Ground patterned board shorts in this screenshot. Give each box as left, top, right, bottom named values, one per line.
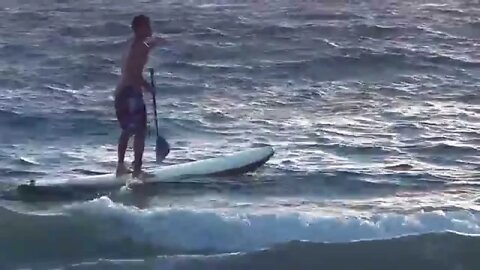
left=114, top=86, right=146, bottom=134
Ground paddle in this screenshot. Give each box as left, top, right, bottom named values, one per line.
left=149, top=68, right=170, bottom=162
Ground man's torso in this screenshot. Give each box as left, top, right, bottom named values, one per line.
left=117, top=38, right=149, bottom=92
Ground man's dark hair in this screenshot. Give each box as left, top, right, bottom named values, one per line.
left=131, top=15, right=150, bottom=31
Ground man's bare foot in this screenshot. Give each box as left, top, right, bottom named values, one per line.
left=116, top=163, right=131, bottom=177
left=132, top=170, right=154, bottom=181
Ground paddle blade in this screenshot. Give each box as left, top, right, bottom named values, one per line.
left=156, top=136, right=170, bottom=162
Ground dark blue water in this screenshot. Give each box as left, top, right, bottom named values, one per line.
left=1, top=0, right=480, bottom=269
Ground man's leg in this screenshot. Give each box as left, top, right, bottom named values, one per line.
left=117, top=130, right=130, bottom=163
left=116, top=130, right=131, bottom=176
left=132, top=128, right=145, bottom=178
left=115, top=87, right=132, bottom=177
left=132, top=102, right=147, bottom=179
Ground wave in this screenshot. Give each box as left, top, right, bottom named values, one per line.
left=59, top=22, right=130, bottom=38
left=251, top=51, right=413, bottom=81
left=0, top=168, right=45, bottom=178
left=402, top=142, right=478, bottom=156
left=0, top=204, right=161, bottom=269
left=423, top=54, right=480, bottom=69
left=277, top=49, right=478, bottom=76
left=145, top=232, right=480, bottom=270
left=0, top=109, right=48, bottom=128
left=352, top=24, right=421, bottom=39
left=1, top=197, right=480, bottom=268
left=286, top=10, right=364, bottom=21
left=0, top=108, right=116, bottom=140
left=231, top=43, right=478, bottom=81
left=319, top=143, right=394, bottom=156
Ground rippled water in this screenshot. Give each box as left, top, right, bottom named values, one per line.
left=1, top=0, right=479, bottom=269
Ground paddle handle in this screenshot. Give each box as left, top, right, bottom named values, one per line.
left=149, top=68, right=159, bottom=137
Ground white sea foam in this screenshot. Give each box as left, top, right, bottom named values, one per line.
left=65, top=196, right=480, bottom=252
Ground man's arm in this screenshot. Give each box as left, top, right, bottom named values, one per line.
left=144, top=36, right=167, bottom=48
left=140, top=37, right=166, bottom=93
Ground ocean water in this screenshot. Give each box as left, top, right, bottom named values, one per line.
left=1, top=0, right=480, bottom=269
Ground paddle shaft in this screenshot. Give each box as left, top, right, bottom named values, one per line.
left=149, top=68, right=159, bottom=137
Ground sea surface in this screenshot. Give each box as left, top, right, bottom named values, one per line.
left=1, top=0, right=480, bottom=269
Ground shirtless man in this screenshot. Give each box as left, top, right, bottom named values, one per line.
left=114, top=15, right=165, bottom=178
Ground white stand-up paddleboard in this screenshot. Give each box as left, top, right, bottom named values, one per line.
left=17, top=146, right=274, bottom=194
